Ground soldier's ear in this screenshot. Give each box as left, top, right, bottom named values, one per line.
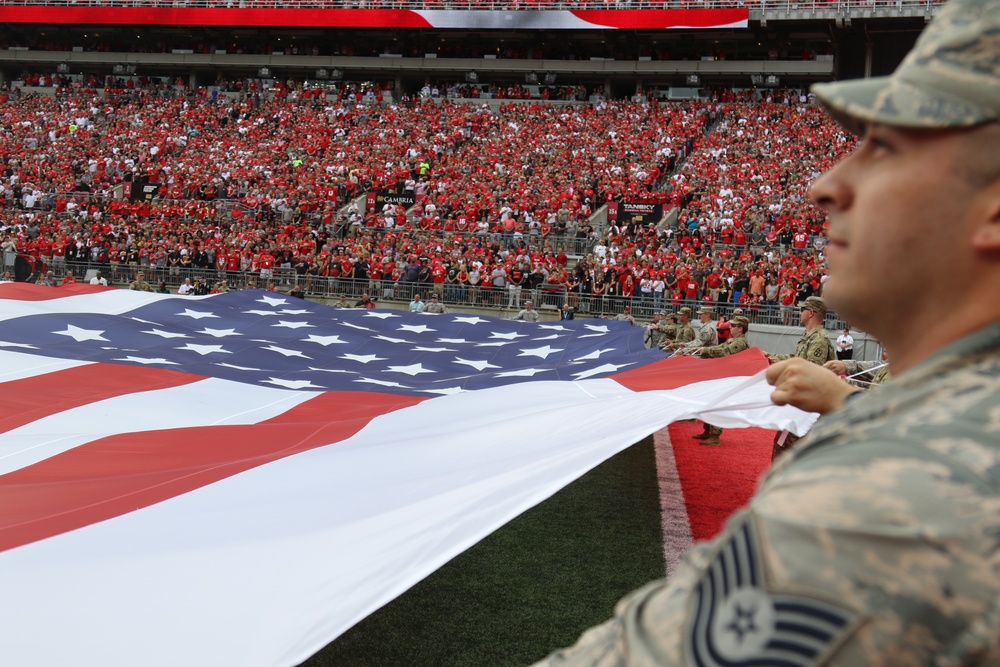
left=968, top=126, right=1000, bottom=253
left=970, top=179, right=1000, bottom=252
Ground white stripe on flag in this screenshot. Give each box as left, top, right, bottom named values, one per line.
left=0, top=372, right=810, bottom=667
left=0, top=369, right=316, bottom=475
left=0, top=348, right=91, bottom=382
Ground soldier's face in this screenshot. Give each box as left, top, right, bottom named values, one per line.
left=810, top=123, right=982, bottom=337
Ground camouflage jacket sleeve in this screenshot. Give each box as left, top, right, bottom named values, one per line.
left=658, top=324, right=677, bottom=342
left=532, top=323, right=1000, bottom=667
left=683, top=323, right=718, bottom=350
left=675, top=324, right=696, bottom=344
left=699, top=335, right=750, bottom=358
left=799, top=327, right=837, bottom=365
left=844, top=360, right=892, bottom=386
left=842, top=360, right=886, bottom=375
left=777, top=328, right=835, bottom=364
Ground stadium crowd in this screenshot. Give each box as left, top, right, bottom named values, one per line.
left=0, top=79, right=852, bottom=324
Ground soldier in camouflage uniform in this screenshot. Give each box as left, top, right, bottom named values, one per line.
left=678, top=306, right=719, bottom=354
left=691, top=316, right=752, bottom=445
left=836, top=358, right=891, bottom=387
left=645, top=312, right=665, bottom=348
left=655, top=312, right=679, bottom=351
left=765, top=355, right=892, bottom=418
left=533, top=2, right=1000, bottom=664
left=128, top=272, right=154, bottom=292
left=423, top=295, right=447, bottom=313
left=696, top=316, right=750, bottom=359
left=768, top=296, right=837, bottom=366
left=767, top=295, right=837, bottom=460
left=615, top=304, right=636, bottom=325
left=662, top=306, right=695, bottom=352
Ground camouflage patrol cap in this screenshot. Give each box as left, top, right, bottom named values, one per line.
left=731, top=316, right=750, bottom=330
left=697, top=306, right=715, bottom=316
left=812, top=0, right=1000, bottom=134
left=678, top=306, right=692, bottom=316
left=798, top=295, right=829, bottom=314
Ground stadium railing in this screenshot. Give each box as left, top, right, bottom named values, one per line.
left=25, top=256, right=845, bottom=328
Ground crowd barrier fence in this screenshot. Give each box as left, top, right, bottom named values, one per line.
left=13, top=254, right=846, bottom=330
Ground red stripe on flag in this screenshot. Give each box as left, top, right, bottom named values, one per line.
left=0, top=364, right=203, bottom=434
left=613, top=347, right=769, bottom=392
left=0, top=390, right=425, bottom=553
left=0, top=282, right=111, bottom=301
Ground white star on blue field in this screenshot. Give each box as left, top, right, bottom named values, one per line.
left=2, top=291, right=662, bottom=395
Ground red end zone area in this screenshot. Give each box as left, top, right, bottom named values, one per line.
left=669, top=420, right=776, bottom=541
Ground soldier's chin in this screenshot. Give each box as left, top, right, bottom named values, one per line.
left=820, top=280, right=856, bottom=324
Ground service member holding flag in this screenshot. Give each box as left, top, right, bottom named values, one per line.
left=535, top=1, right=1000, bottom=663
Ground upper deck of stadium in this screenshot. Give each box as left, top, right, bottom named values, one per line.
left=0, top=0, right=943, bottom=93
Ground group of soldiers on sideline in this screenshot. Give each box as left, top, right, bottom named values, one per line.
left=640, top=295, right=886, bottom=451
left=646, top=305, right=752, bottom=359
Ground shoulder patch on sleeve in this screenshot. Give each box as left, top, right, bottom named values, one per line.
left=684, top=520, right=859, bottom=666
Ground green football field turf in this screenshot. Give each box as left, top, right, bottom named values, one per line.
left=302, top=435, right=665, bottom=667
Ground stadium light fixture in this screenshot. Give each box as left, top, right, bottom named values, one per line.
left=750, top=73, right=764, bottom=86
left=465, top=71, right=479, bottom=83
left=56, top=62, right=69, bottom=74
left=315, top=68, right=329, bottom=80
left=258, top=67, right=271, bottom=78
left=765, top=74, right=780, bottom=87
left=543, top=72, right=557, bottom=85
left=686, top=74, right=701, bottom=86
left=330, top=68, right=344, bottom=81
left=525, top=72, right=539, bottom=84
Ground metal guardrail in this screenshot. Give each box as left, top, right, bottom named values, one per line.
left=0, top=0, right=945, bottom=10
left=15, top=256, right=845, bottom=329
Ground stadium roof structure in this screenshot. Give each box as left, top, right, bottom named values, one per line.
left=0, top=0, right=944, bottom=104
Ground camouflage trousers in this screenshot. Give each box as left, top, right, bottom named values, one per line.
left=772, top=431, right=800, bottom=462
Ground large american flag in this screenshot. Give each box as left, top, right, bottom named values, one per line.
left=0, top=283, right=813, bottom=667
